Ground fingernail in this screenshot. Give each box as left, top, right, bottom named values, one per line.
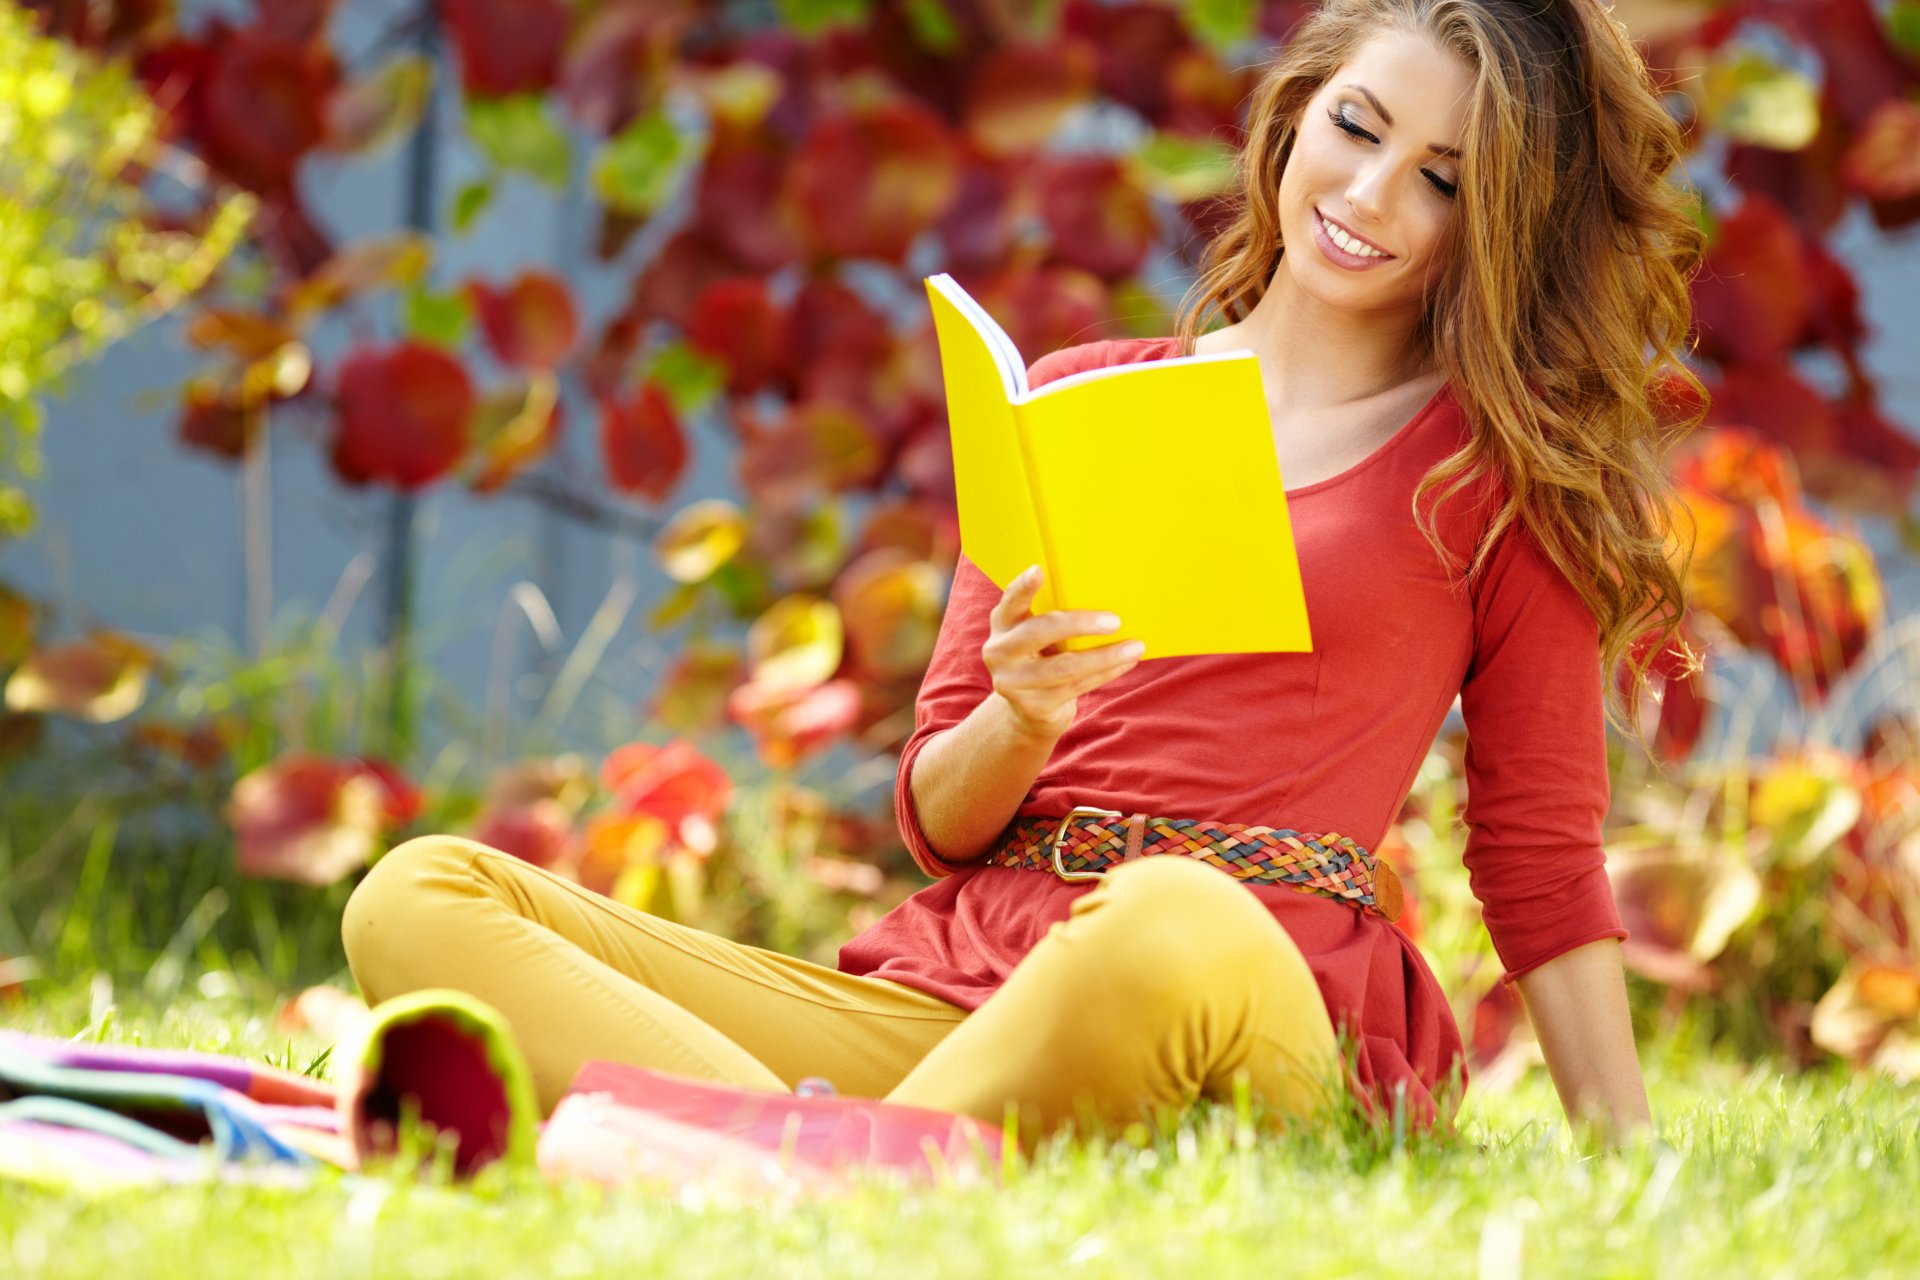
left=1022, top=565, right=1041, bottom=582
left=1096, top=614, right=1122, bottom=631
left=1122, top=641, right=1146, bottom=657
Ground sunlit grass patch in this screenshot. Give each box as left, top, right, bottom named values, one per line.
left=3, top=983, right=1916, bottom=1280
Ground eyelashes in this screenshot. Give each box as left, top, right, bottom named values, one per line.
left=1326, top=106, right=1378, bottom=144
left=1325, top=106, right=1459, bottom=199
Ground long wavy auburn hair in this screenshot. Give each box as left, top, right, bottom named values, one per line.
left=1173, top=0, right=1708, bottom=752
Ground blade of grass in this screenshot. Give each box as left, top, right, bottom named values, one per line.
left=530, top=572, right=638, bottom=749
left=54, top=814, right=118, bottom=975
left=143, top=886, right=230, bottom=1003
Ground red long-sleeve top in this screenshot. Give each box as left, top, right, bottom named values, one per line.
left=836, top=337, right=1629, bottom=1126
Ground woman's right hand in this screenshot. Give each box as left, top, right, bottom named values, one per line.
left=982, top=565, right=1145, bottom=742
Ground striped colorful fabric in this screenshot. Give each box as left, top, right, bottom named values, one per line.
left=994, top=811, right=1405, bottom=922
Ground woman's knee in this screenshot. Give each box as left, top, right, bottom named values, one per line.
left=1099, top=854, right=1266, bottom=927
left=1081, top=856, right=1289, bottom=994
left=340, top=834, right=489, bottom=994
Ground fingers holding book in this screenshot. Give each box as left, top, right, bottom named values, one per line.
left=989, top=566, right=1129, bottom=655
left=983, top=566, right=1144, bottom=742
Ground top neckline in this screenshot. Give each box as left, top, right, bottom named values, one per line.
left=1281, top=380, right=1453, bottom=499
left=1104, top=337, right=1453, bottom=500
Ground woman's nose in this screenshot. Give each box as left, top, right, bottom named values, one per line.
left=1345, top=162, right=1391, bottom=224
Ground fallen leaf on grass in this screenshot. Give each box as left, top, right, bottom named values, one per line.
left=276, top=984, right=370, bottom=1042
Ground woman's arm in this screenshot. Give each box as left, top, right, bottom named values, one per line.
left=1512, top=936, right=1653, bottom=1146
left=912, top=564, right=1144, bottom=863
left=910, top=692, right=1063, bottom=865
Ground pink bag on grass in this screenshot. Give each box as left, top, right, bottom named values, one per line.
left=337, top=990, right=1005, bottom=1197
left=536, top=1059, right=1006, bottom=1197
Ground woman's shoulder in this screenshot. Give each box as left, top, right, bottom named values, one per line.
left=1025, top=337, right=1183, bottom=390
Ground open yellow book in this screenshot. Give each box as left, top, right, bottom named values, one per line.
left=924, top=272, right=1312, bottom=659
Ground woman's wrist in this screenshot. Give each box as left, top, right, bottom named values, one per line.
left=986, top=689, right=1069, bottom=746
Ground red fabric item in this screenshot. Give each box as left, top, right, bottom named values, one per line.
left=836, top=337, right=1630, bottom=1128
left=356, top=1016, right=511, bottom=1177
left=545, top=1060, right=1003, bottom=1193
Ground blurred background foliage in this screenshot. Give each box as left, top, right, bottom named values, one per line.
left=2, top=0, right=1919, bottom=1096
left=0, top=1, right=250, bottom=534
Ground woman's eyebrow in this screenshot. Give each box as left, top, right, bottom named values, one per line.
left=1341, top=83, right=1462, bottom=158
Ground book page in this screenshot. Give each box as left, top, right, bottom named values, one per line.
left=925, top=274, right=1028, bottom=399
left=1016, top=354, right=1312, bottom=657
left=925, top=279, right=1052, bottom=603
left=1024, top=349, right=1257, bottom=401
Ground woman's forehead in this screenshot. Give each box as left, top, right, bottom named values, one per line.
left=1322, top=30, right=1475, bottom=142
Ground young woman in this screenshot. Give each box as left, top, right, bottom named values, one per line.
left=343, top=0, right=1702, bottom=1150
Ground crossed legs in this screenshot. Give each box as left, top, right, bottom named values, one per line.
left=342, top=836, right=1342, bottom=1145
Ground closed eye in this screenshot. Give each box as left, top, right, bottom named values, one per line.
left=1326, top=106, right=1458, bottom=199
left=1327, top=105, right=1380, bottom=144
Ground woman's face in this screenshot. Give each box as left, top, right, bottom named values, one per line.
left=1276, top=29, right=1475, bottom=319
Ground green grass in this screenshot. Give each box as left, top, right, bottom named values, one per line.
left=3, top=978, right=1917, bottom=1280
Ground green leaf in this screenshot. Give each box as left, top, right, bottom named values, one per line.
left=466, top=94, right=571, bottom=188
left=450, top=179, right=493, bottom=233
left=648, top=581, right=704, bottom=631
left=901, top=0, right=959, bottom=51
left=1891, top=2, right=1920, bottom=55
left=645, top=341, right=726, bottom=416
left=1107, top=279, right=1172, bottom=340
left=708, top=559, right=770, bottom=619
left=1125, top=132, right=1239, bottom=203
left=1181, top=0, right=1258, bottom=54
left=1897, top=507, right=1920, bottom=558
left=1700, top=51, right=1819, bottom=151
left=0, top=2, right=239, bottom=534
left=1680, top=185, right=1715, bottom=240
left=773, top=0, right=871, bottom=36
left=326, top=52, right=432, bottom=156
left=592, top=111, right=690, bottom=217
left=0, top=486, right=33, bottom=538
left=401, top=287, right=473, bottom=348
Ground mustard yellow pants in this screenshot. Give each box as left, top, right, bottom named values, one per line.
left=340, top=835, right=1342, bottom=1146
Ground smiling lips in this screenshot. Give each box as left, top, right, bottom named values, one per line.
left=1314, top=208, right=1394, bottom=263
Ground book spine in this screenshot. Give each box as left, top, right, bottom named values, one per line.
left=1010, top=402, right=1068, bottom=612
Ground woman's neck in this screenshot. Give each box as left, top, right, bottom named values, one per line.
left=1210, top=260, right=1437, bottom=411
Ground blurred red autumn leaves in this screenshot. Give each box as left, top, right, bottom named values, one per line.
left=1375, top=718, right=1920, bottom=1083
left=1598, top=729, right=1920, bottom=1077
left=226, top=752, right=421, bottom=884
left=12, top=0, right=1908, bottom=766
left=217, top=736, right=737, bottom=918
left=1604, top=0, right=1920, bottom=767
left=7, top=0, right=1920, bottom=1079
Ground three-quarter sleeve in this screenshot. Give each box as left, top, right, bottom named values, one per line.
left=1457, top=517, right=1630, bottom=984
left=892, top=342, right=1116, bottom=878
left=893, top=552, right=1004, bottom=879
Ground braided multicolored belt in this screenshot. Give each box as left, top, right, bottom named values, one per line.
left=990, top=805, right=1404, bottom=923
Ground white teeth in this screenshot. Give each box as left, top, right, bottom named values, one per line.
left=1324, top=215, right=1384, bottom=258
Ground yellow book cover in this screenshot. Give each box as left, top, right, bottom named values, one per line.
left=924, top=273, right=1312, bottom=659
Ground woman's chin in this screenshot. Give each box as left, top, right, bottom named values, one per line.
left=1287, top=269, right=1394, bottom=316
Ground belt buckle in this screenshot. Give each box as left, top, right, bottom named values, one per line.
left=1050, top=805, right=1122, bottom=882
